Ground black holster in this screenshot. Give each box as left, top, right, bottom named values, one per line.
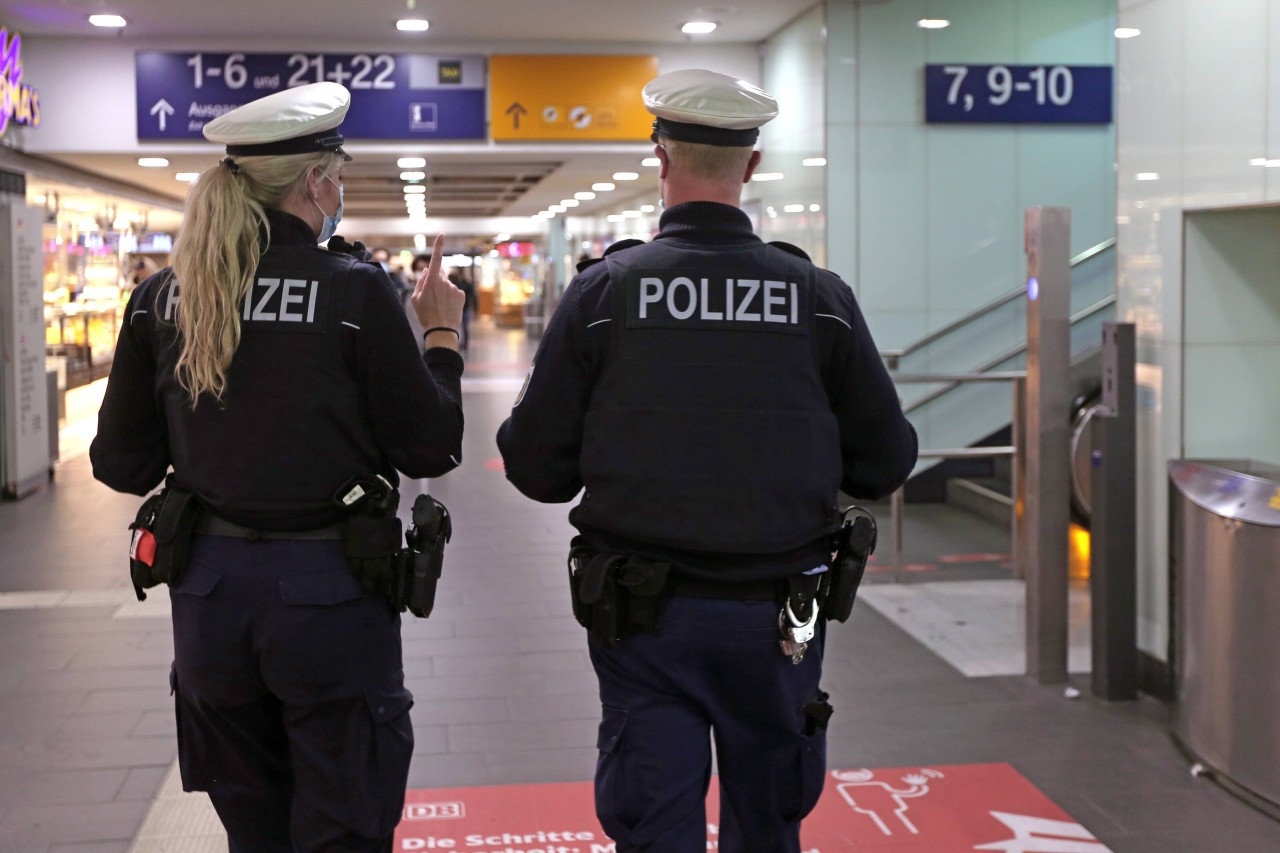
left=335, top=473, right=451, bottom=619
left=396, top=494, right=451, bottom=618
left=127, top=487, right=201, bottom=601
left=568, top=539, right=671, bottom=646
left=820, top=506, right=877, bottom=623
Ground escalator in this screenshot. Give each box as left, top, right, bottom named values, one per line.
left=884, top=237, right=1116, bottom=536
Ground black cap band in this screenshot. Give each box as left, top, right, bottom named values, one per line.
left=650, top=118, right=759, bottom=147
left=224, top=131, right=349, bottom=159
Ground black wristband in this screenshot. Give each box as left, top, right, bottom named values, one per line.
left=423, top=327, right=460, bottom=340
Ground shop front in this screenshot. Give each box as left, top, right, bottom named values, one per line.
left=34, top=179, right=177, bottom=389
left=481, top=240, right=544, bottom=329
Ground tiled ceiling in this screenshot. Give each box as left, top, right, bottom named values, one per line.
left=342, top=160, right=561, bottom=219
left=37, top=147, right=664, bottom=233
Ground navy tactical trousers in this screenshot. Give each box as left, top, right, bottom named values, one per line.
left=168, top=535, right=414, bottom=852
left=589, top=594, right=829, bottom=853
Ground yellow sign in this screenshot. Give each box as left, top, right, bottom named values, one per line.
left=489, top=55, right=658, bottom=141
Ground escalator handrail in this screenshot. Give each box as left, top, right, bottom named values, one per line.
left=880, top=237, right=1116, bottom=364
left=899, top=293, right=1116, bottom=415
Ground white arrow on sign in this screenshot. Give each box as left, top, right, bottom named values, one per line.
left=150, top=99, right=175, bottom=132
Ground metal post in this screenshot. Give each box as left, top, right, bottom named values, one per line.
left=547, top=215, right=568, bottom=298
left=1090, top=322, right=1138, bottom=700
left=1023, top=207, right=1072, bottom=684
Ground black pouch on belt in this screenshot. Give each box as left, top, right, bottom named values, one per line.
left=566, top=537, right=595, bottom=629
left=616, top=556, right=671, bottom=635
left=336, top=474, right=403, bottom=604
left=574, top=552, right=671, bottom=646
left=578, top=553, right=628, bottom=645
left=344, top=515, right=404, bottom=600
left=128, top=487, right=201, bottom=601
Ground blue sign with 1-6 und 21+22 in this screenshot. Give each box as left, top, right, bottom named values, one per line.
left=135, top=51, right=486, bottom=141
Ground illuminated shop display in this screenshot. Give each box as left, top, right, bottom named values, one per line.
left=34, top=187, right=176, bottom=388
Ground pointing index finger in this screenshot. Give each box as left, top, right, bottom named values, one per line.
left=427, top=234, right=445, bottom=284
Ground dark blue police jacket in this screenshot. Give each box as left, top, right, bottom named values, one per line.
left=91, top=210, right=464, bottom=531
left=497, top=201, right=917, bottom=583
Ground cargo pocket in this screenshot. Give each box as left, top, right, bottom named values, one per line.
left=594, top=706, right=635, bottom=837
left=168, top=566, right=221, bottom=661
left=355, top=684, right=415, bottom=836
left=169, top=664, right=208, bottom=793
left=786, top=691, right=832, bottom=821
left=279, top=568, right=366, bottom=607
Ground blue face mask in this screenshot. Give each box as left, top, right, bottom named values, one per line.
left=311, top=174, right=344, bottom=243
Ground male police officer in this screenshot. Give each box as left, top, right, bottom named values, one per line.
left=496, top=69, right=917, bottom=852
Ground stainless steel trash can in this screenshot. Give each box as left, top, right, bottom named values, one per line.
left=1169, top=459, right=1280, bottom=808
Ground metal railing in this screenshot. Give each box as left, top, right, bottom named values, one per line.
left=880, top=237, right=1116, bottom=370
left=901, top=294, right=1115, bottom=416
left=882, top=294, right=1117, bottom=574
left=884, top=371, right=1028, bottom=581
left=875, top=238, right=1116, bottom=580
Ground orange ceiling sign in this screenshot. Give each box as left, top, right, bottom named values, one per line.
left=489, top=55, right=658, bottom=142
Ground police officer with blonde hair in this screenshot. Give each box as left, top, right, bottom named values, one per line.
left=91, top=83, right=465, bottom=851
left=497, top=70, right=917, bottom=852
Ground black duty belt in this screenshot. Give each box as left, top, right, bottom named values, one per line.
left=668, top=574, right=783, bottom=601
left=195, top=514, right=346, bottom=541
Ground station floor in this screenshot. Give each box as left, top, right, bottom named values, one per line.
left=2, top=320, right=1279, bottom=852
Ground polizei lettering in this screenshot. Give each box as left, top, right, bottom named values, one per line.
left=240, top=274, right=330, bottom=332
left=160, top=274, right=328, bottom=332
left=625, top=271, right=804, bottom=334
left=242, top=277, right=321, bottom=323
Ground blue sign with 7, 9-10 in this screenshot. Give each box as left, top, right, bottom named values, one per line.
left=925, top=64, right=1112, bottom=124
left=136, top=51, right=487, bottom=141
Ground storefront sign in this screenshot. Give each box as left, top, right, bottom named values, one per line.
left=135, top=52, right=486, bottom=140
left=395, top=763, right=1111, bottom=851
left=0, top=27, right=41, bottom=137
left=925, top=64, right=1112, bottom=124
left=489, top=55, right=658, bottom=141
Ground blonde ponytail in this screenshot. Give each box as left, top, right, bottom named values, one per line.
left=169, top=151, right=341, bottom=407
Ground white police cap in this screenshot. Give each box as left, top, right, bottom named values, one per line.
left=643, top=69, right=778, bottom=147
left=203, top=82, right=352, bottom=160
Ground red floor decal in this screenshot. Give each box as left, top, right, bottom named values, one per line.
left=396, top=763, right=1111, bottom=852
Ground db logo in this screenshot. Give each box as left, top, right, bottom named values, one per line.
left=403, top=802, right=465, bottom=821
